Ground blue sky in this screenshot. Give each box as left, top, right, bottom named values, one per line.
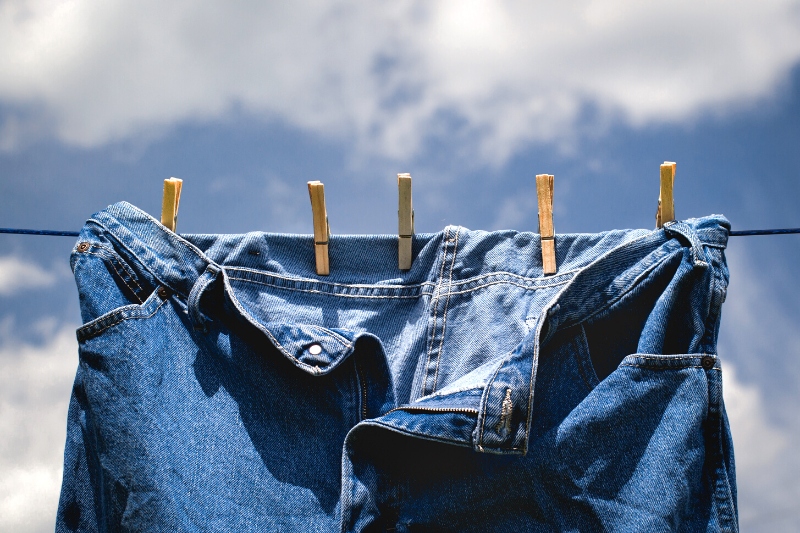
left=1, top=2, right=799, bottom=530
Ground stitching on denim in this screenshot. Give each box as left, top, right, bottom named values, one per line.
left=226, top=266, right=575, bottom=294
left=573, top=325, right=599, bottom=391
left=570, top=243, right=681, bottom=328
left=494, top=388, right=513, bottom=433
left=364, top=420, right=475, bottom=449
left=443, top=278, right=571, bottom=296
left=87, top=214, right=211, bottom=297
left=478, top=342, right=520, bottom=449
left=431, top=227, right=460, bottom=392
left=78, top=298, right=167, bottom=340
left=85, top=243, right=146, bottom=295
left=298, top=324, right=354, bottom=348
left=448, top=269, right=577, bottom=288
left=222, top=275, right=353, bottom=371
left=82, top=250, right=145, bottom=303
left=421, top=228, right=452, bottom=398
left=619, top=364, right=720, bottom=370
left=91, top=209, right=210, bottom=266
left=713, top=408, right=738, bottom=532
left=625, top=353, right=717, bottom=361
left=226, top=266, right=437, bottom=290
left=425, top=385, right=484, bottom=399
left=76, top=302, right=140, bottom=336
left=227, top=276, right=433, bottom=299
left=227, top=275, right=571, bottom=299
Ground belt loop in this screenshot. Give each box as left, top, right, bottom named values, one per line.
left=663, top=220, right=709, bottom=269
left=188, top=263, right=222, bottom=332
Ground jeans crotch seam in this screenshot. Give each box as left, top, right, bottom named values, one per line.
left=420, top=226, right=458, bottom=398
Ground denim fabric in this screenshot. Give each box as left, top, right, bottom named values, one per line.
left=57, top=201, right=736, bottom=532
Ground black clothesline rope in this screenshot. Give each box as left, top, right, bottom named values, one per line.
left=1, top=227, right=800, bottom=238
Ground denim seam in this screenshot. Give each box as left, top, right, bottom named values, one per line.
left=77, top=298, right=167, bottom=341
left=431, top=227, right=460, bottom=392
left=623, top=353, right=716, bottom=358
left=89, top=213, right=210, bottom=266
left=420, top=228, right=453, bottom=398
left=221, top=275, right=353, bottom=371
left=227, top=275, right=571, bottom=299
left=364, top=420, right=475, bottom=449
left=84, top=243, right=145, bottom=295
left=568, top=243, right=681, bottom=329
left=86, top=216, right=211, bottom=299
left=619, top=364, right=720, bottom=370
left=227, top=265, right=576, bottom=289
left=449, top=269, right=577, bottom=286
left=477, top=342, right=523, bottom=452
left=706, top=368, right=737, bottom=532
left=573, top=325, right=600, bottom=391
left=81, top=249, right=145, bottom=303
left=425, top=385, right=484, bottom=399
left=444, top=278, right=571, bottom=296
left=227, top=267, right=574, bottom=294
left=226, top=266, right=437, bottom=289
left=297, top=324, right=355, bottom=348
left=227, top=276, right=431, bottom=299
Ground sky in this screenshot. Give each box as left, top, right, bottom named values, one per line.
left=1, top=1, right=799, bottom=531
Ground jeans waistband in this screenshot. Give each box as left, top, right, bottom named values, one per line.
left=82, top=202, right=729, bottom=305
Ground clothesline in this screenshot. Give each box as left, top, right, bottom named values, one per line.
left=1, top=227, right=799, bottom=237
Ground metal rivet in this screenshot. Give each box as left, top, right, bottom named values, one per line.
left=157, top=287, right=170, bottom=299
left=77, top=242, right=90, bottom=252
left=308, top=344, right=322, bottom=355
left=701, top=356, right=715, bottom=370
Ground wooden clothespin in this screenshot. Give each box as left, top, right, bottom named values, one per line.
left=398, top=173, right=414, bottom=270
left=161, top=177, right=183, bottom=232
left=307, top=181, right=330, bottom=275
left=656, top=161, right=676, bottom=228
left=535, top=174, right=556, bottom=275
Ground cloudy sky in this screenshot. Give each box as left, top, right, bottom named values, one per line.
left=1, top=1, right=800, bottom=531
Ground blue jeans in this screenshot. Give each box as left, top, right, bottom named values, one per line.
left=57, top=201, right=736, bottom=532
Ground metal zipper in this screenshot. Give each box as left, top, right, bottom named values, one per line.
left=386, top=406, right=479, bottom=415
left=355, top=359, right=368, bottom=421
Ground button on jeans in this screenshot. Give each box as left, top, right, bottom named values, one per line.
left=57, top=202, right=736, bottom=532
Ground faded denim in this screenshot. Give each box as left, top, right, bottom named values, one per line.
left=57, top=201, right=736, bottom=532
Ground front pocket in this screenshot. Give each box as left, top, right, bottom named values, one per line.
left=550, top=352, right=732, bottom=531
left=76, top=286, right=170, bottom=342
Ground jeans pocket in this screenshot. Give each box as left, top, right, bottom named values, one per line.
left=553, top=352, right=734, bottom=531
left=76, top=284, right=169, bottom=342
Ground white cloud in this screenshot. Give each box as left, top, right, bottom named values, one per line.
left=723, top=364, right=787, bottom=473
left=1, top=0, right=799, bottom=163
left=724, top=362, right=800, bottom=531
left=0, top=255, right=57, bottom=295
left=718, top=246, right=800, bottom=531
left=0, top=324, right=77, bottom=533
